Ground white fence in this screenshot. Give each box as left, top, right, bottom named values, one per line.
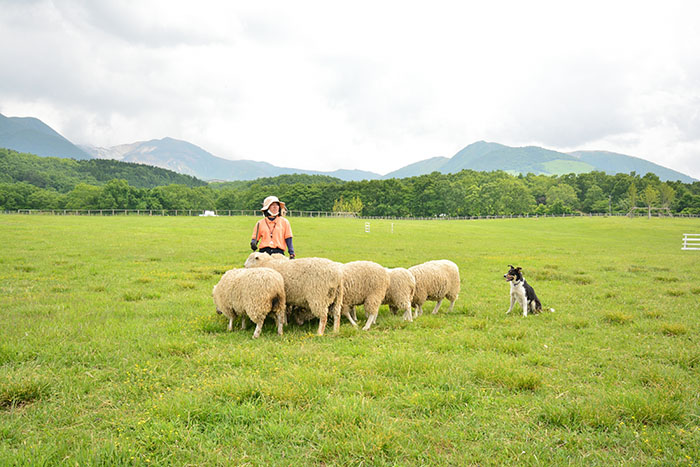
left=2, top=209, right=357, bottom=217
left=682, top=233, right=700, bottom=250
left=2, top=209, right=699, bottom=220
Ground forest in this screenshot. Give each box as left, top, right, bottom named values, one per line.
left=2, top=148, right=700, bottom=216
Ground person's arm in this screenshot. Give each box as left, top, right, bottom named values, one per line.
left=250, top=222, right=259, bottom=250
left=285, top=237, right=295, bottom=258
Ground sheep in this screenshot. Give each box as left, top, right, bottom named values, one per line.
left=212, top=268, right=286, bottom=338
left=409, top=260, right=460, bottom=317
left=244, top=252, right=344, bottom=335
left=382, top=267, right=417, bottom=322
left=339, top=261, right=390, bottom=330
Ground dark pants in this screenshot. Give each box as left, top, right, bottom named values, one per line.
left=259, top=247, right=285, bottom=255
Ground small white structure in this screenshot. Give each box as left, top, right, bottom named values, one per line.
left=199, top=210, right=218, bottom=217
left=682, top=233, right=700, bottom=250
left=365, top=222, right=370, bottom=233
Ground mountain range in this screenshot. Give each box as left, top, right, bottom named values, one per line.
left=1, top=112, right=696, bottom=183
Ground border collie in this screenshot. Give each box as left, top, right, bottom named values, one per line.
left=504, top=265, right=554, bottom=316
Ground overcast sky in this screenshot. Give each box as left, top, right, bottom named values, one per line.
left=1, top=0, right=699, bottom=178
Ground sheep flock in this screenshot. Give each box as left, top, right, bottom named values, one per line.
left=212, top=252, right=460, bottom=338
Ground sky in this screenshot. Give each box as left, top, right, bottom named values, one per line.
left=1, top=0, right=699, bottom=178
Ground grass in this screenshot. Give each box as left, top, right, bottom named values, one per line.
left=1, top=214, right=699, bottom=465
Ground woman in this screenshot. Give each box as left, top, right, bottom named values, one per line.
left=250, top=196, right=295, bottom=258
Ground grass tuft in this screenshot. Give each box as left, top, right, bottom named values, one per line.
left=472, top=365, right=542, bottom=392
left=660, top=323, right=688, bottom=336
left=644, top=309, right=663, bottom=319
left=603, top=311, right=633, bottom=325
left=654, top=276, right=679, bottom=282
left=0, top=378, right=50, bottom=410
left=613, top=393, right=685, bottom=425
left=539, top=401, right=617, bottom=430
left=122, top=291, right=161, bottom=302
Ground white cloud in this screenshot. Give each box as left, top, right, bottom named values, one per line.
left=1, top=0, right=699, bottom=178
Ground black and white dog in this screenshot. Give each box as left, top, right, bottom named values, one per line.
left=504, top=265, right=554, bottom=317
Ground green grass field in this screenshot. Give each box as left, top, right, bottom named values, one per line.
left=1, top=215, right=699, bottom=465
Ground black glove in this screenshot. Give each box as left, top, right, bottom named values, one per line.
left=250, top=239, right=258, bottom=251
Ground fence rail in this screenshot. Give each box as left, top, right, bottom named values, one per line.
left=2, top=209, right=699, bottom=220
left=682, top=233, right=700, bottom=250
left=1, top=209, right=358, bottom=217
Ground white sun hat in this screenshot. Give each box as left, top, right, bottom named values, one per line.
left=260, top=196, right=286, bottom=214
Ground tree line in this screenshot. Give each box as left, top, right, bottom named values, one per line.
left=2, top=164, right=699, bottom=216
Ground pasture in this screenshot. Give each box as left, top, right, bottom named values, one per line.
left=1, top=214, right=699, bottom=465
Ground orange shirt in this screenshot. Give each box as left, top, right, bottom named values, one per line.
left=252, top=217, right=293, bottom=251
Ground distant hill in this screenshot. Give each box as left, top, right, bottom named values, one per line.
left=428, top=141, right=695, bottom=182
left=569, top=150, right=696, bottom=183
left=0, top=113, right=91, bottom=160
left=0, top=148, right=206, bottom=192
left=81, top=138, right=382, bottom=182
left=438, top=141, right=594, bottom=175
left=383, top=156, right=450, bottom=179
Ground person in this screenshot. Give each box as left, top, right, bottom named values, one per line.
left=250, top=196, right=295, bottom=258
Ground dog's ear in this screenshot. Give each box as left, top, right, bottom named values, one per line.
left=508, top=264, right=514, bottom=269
left=516, top=267, right=522, bottom=272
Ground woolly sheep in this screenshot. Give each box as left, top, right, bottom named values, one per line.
left=409, top=260, right=460, bottom=317
left=244, top=252, right=344, bottom=335
left=212, top=268, right=286, bottom=338
left=382, top=267, right=417, bottom=322
left=340, top=261, right=390, bottom=330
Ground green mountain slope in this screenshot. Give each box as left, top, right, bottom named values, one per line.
left=0, top=148, right=206, bottom=192
left=569, top=150, right=696, bottom=183
left=383, top=156, right=450, bottom=179
left=439, top=141, right=596, bottom=175
left=0, top=113, right=91, bottom=160
left=429, top=141, right=695, bottom=181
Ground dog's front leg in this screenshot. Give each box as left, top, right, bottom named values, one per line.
left=506, top=294, right=515, bottom=314
left=522, top=300, right=528, bottom=317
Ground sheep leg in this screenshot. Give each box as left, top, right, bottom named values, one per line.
left=341, top=305, right=358, bottom=327
left=414, top=304, right=424, bottom=318
left=276, top=312, right=284, bottom=336
left=351, top=306, right=358, bottom=322
left=317, top=313, right=328, bottom=336
left=253, top=321, right=264, bottom=338
left=240, top=316, right=248, bottom=330
left=362, top=300, right=381, bottom=331
left=227, top=317, right=234, bottom=331
left=331, top=299, right=343, bottom=333
left=447, top=296, right=457, bottom=313
left=362, top=311, right=378, bottom=331
left=431, top=299, right=443, bottom=314
left=402, top=308, right=413, bottom=322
